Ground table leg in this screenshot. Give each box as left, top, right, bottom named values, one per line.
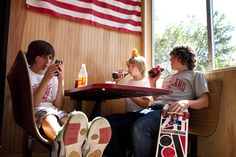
left=90, top=100, right=102, bottom=120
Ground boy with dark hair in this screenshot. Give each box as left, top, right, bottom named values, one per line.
left=26, top=40, right=111, bottom=157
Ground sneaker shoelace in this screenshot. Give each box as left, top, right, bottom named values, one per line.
left=82, top=138, right=90, bottom=157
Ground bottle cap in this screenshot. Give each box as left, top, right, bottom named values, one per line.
left=82, top=64, right=86, bottom=67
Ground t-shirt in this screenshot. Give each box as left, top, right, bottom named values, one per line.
left=29, top=68, right=58, bottom=108
left=123, top=77, right=151, bottom=112
left=156, top=70, right=209, bottom=104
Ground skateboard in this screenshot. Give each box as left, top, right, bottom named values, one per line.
left=155, top=105, right=189, bottom=157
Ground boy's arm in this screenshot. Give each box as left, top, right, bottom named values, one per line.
left=185, top=93, right=209, bottom=109
left=33, top=64, right=59, bottom=107
left=33, top=77, right=51, bottom=107
left=168, top=93, right=209, bottom=112
left=53, top=79, right=64, bottom=109
left=53, top=64, right=64, bottom=109
left=130, top=97, right=150, bottom=108
left=149, top=72, right=161, bottom=101
left=33, top=64, right=57, bottom=106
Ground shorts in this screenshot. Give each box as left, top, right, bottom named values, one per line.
left=34, top=106, right=68, bottom=129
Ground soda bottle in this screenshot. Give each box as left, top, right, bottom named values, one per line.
left=112, top=70, right=128, bottom=80
left=148, top=65, right=164, bottom=78
left=75, top=64, right=88, bottom=87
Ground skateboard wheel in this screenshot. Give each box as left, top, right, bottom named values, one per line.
left=162, top=110, right=168, bottom=117
left=183, top=112, right=190, bottom=120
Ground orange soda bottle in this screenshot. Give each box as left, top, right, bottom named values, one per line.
left=75, top=64, right=88, bottom=88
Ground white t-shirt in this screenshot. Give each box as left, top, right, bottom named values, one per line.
left=29, top=68, right=58, bottom=108
left=123, top=77, right=151, bottom=112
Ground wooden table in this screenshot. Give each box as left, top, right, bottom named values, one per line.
left=65, top=83, right=172, bottom=118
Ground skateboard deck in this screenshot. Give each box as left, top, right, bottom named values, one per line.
left=155, top=107, right=189, bottom=157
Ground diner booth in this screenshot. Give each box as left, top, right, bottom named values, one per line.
left=1, top=1, right=236, bottom=157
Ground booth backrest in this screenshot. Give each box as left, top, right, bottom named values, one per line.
left=189, top=79, right=223, bottom=136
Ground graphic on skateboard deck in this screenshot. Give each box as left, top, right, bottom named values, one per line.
left=156, top=106, right=189, bottom=157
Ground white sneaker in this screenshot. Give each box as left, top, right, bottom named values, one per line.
left=55, top=111, right=88, bottom=157
left=84, top=117, right=112, bottom=157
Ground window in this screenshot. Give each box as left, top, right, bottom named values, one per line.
left=212, top=0, right=236, bottom=69
left=152, top=0, right=236, bottom=76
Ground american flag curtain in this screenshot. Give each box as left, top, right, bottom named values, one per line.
left=26, top=0, right=142, bottom=35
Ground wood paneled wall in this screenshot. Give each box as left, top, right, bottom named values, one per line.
left=197, top=68, right=236, bottom=157
left=1, top=0, right=142, bottom=156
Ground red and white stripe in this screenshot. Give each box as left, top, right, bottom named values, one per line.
left=26, top=0, right=142, bottom=35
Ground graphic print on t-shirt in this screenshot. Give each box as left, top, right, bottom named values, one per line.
left=163, top=77, right=186, bottom=92
left=32, top=84, right=52, bottom=103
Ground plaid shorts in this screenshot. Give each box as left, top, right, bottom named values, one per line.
left=34, top=105, right=68, bottom=129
